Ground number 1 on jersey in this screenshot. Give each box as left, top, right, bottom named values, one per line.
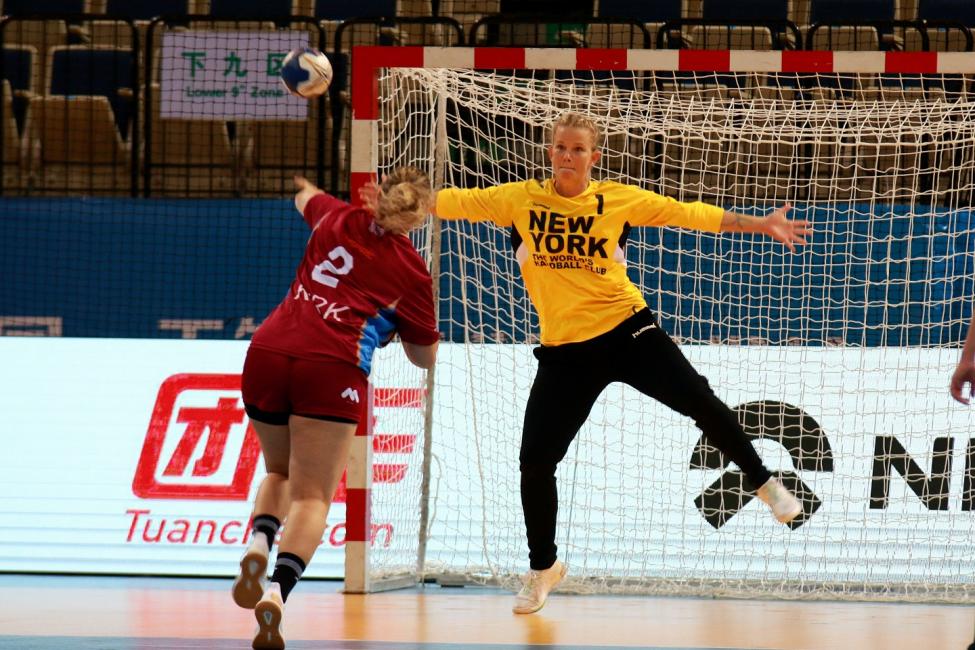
left=312, top=245, right=354, bottom=288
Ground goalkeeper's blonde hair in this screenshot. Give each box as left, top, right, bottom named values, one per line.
left=549, top=112, right=601, bottom=149
left=375, top=166, right=433, bottom=235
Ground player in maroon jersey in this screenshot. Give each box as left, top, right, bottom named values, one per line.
left=232, top=169, right=439, bottom=650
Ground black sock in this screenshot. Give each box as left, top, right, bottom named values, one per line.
left=271, top=552, right=306, bottom=603
left=251, top=514, right=281, bottom=551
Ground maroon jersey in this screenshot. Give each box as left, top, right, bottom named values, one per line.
left=250, top=193, right=439, bottom=375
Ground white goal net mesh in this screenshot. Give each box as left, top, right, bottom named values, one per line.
left=365, top=66, right=975, bottom=602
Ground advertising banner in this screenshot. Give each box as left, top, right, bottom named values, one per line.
left=160, top=32, right=310, bottom=120
left=0, top=339, right=420, bottom=578
left=1, top=338, right=973, bottom=586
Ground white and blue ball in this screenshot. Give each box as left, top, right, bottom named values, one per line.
left=280, top=47, right=333, bottom=98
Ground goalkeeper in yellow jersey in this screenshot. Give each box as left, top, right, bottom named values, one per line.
left=364, top=111, right=810, bottom=615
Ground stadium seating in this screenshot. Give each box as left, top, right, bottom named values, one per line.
left=469, top=16, right=594, bottom=47
left=918, top=0, right=975, bottom=22
left=597, top=0, right=682, bottom=48
left=1, top=0, right=87, bottom=14
left=31, top=96, right=126, bottom=165
left=48, top=45, right=136, bottom=138
left=209, top=0, right=294, bottom=20
left=103, top=0, right=191, bottom=20
left=702, top=0, right=788, bottom=21
left=808, top=24, right=881, bottom=50
left=807, top=0, right=896, bottom=50
left=912, top=0, right=975, bottom=50
left=687, top=25, right=775, bottom=50
left=598, top=0, right=682, bottom=22
left=1, top=44, right=34, bottom=96
left=810, top=0, right=895, bottom=22
left=585, top=21, right=653, bottom=49
left=642, top=0, right=798, bottom=51
left=239, top=115, right=331, bottom=194
left=1, top=0, right=969, bottom=199
left=27, top=95, right=131, bottom=193
left=0, top=46, right=33, bottom=149
left=438, top=1, right=497, bottom=42
left=0, top=18, right=68, bottom=86
left=85, top=19, right=142, bottom=53
left=1, top=80, right=27, bottom=185
left=313, top=0, right=397, bottom=19
left=144, top=83, right=239, bottom=196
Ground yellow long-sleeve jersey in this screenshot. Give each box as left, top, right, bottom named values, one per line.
left=436, top=178, right=724, bottom=346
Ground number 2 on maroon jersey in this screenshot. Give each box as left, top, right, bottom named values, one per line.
left=312, top=245, right=354, bottom=288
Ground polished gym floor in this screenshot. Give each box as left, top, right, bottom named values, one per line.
left=0, top=574, right=972, bottom=649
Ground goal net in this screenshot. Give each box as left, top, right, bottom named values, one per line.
left=359, top=48, right=975, bottom=602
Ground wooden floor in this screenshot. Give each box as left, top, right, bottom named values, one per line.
left=0, top=574, right=973, bottom=649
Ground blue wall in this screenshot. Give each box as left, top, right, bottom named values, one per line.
left=643, top=203, right=974, bottom=347
left=0, top=198, right=306, bottom=339
left=2, top=199, right=972, bottom=345
left=437, top=203, right=975, bottom=346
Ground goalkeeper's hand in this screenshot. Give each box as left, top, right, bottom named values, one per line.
left=763, top=204, right=809, bottom=253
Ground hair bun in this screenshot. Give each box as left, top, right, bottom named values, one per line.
left=374, top=166, right=432, bottom=234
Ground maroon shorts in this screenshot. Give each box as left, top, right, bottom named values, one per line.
left=241, top=346, right=368, bottom=425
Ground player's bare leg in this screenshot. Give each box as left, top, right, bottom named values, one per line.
left=252, top=415, right=355, bottom=649
left=234, top=421, right=290, bottom=609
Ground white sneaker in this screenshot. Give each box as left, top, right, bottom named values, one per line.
left=512, top=560, right=567, bottom=615
left=252, top=582, right=285, bottom=650
left=233, top=534, right=269, bottom=609
left=757, top=477, right=802, bottom=524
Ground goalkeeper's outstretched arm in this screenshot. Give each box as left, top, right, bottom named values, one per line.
left=719, top=203, right=810, bottom=253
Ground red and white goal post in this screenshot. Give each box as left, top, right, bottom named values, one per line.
left=345, top=46, right=975, bottom=602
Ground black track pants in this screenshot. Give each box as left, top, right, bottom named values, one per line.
left=519, top=308, right=772, bottom=570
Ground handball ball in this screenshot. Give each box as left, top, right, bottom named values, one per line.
left=280, top=47, right=333, bottom=98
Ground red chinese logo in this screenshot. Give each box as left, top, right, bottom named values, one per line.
left=133, top=374, right=260, bottom=500
left=133, top=375, right=420, bottom=501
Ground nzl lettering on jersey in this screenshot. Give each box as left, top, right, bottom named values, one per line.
left=294, top=282, right=350, bottom=322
